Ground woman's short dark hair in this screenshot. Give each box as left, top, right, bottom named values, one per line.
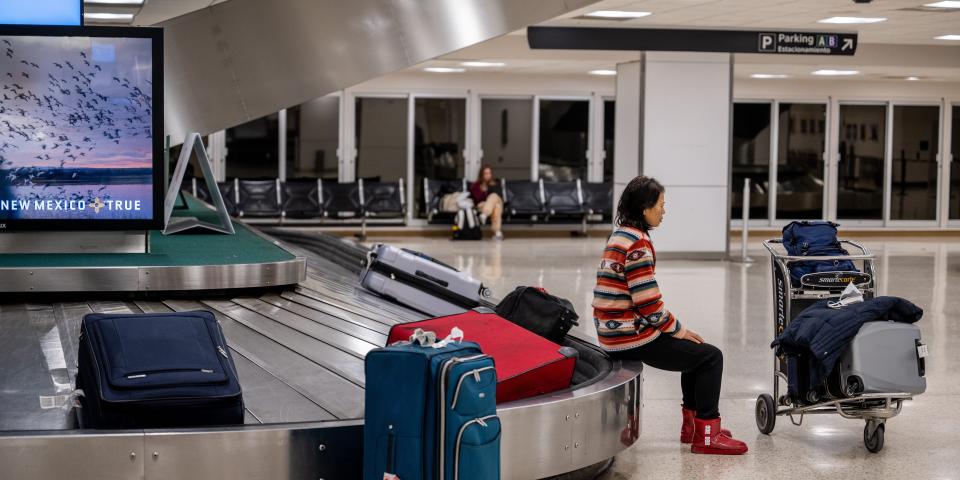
left=616, top=176, right=665, bottom=231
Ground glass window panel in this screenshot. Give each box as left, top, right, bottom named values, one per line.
left=355, top=97, right=408, bottom=182
left=480, top=98, right=533, bottom=180
left=414, top=97, right=466, bottom=218
left=603, top=100, right=615, bottom=183
left=837, top=104, right=886, bottom=220
left=891, top=105, right=939, bottom=221
left=288, top=96, right=340, bottom=181
left=731, top=103, right=771, bottom=220
left=951, top=106, right=960, bottom=219
left=776, top=103, right=825, bottom=220
left=538, top=100, right=588, bottom=181
left=225, top=113, right=279, bottom=179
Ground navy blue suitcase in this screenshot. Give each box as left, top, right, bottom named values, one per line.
left=76, top=311, right=244, bottom=429
left=364, top=334, right=500, bottom=480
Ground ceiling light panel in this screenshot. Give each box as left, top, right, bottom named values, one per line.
left=818, top=17, right=887, bottom=24
left=84, top=0, right=144, bottom=5
left=461, top=61, right=506, bottom=67
left=751, top=74, right=789, bottom=79
left=83, top=12, right=134, bottom=21
left=935, top=34, right=960, bottom=40
left=925, top=1, right=960, bottom=8
left=812, top=69, right=859, bottom=76
left=585, top=10, right=652, bottom=19
left=424, top=67, right=466, bottom=73
left=588, top=69, right=617, bottom=76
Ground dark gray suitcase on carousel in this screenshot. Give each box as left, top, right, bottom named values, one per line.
left=834, top=321, right=927, bottom=397
left=360, top=244, right=488, bottom=316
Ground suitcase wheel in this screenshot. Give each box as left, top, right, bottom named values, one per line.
left=755, top=394, right=776, bottom=435
left=863, top=421, right=884, bottom=453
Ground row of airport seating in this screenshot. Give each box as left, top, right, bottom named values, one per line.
left=187, top=177, right=404, bottom=222
left=424, top=178, right=613, bottom=227
left=185, top=177, right=613, bottom=234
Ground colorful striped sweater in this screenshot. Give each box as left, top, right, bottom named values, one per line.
left=592, top=225, right=685, bottom=351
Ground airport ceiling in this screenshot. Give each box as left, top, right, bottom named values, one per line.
left=89, top=0, right=960, bottom=82
left=425, top=0, right=960, bottom=82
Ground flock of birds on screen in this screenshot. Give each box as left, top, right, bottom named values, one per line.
left=0, top=37, right=152, bottom=204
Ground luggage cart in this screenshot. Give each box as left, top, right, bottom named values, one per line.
left=756, top=239, right=913, bottom=453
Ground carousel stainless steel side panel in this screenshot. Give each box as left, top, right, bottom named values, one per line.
left=0, top=431, right=144, bottom=480
left=498, top=360, right=643, bottom=479
left=142, top=421, right=363, bottom=480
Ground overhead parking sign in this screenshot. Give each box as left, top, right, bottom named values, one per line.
left=528, top=27, right=859, bottom=56
left=757, top=32, right=857, bottom=55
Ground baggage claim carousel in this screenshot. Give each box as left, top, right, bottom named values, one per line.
left=0, top=214, right=642, bottom=479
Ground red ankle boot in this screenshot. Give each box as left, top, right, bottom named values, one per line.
left=691, top=417, right=747, bottom=455
left=681, top=406, right=730, bottom=444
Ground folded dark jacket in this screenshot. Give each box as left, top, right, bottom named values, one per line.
left=771, top=296, right=922, bottom=387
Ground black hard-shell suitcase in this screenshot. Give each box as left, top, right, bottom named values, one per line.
left=76, top=311, right=244, bottom=429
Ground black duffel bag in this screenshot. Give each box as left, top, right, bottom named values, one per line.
left=495, top=286, right=579, bottom=344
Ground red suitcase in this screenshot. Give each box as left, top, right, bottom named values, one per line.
left=387, top=310, right=577, bottom=403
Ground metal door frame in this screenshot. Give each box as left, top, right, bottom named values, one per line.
left=769, top=99, right=830, bottom=227
left=534, top=95, right=593, bottom=182
left=408, top=93, right=471, bottom=222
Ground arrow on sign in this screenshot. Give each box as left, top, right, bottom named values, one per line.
left=842, top=38, right=854, bottom=51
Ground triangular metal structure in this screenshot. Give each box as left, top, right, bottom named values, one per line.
left=162, top=133, right=235, bottom=235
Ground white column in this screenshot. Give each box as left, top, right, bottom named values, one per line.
left=340, top=90, right=357, bottom=183
left=642, top=52, right=732, bottom=256
left=466, top=90, right=483, bottom=180
left=612, top=60, right=642, bottom=212
left=207, top=130, right=227, bottom=182
left=278, top=108, right=287, bottom=181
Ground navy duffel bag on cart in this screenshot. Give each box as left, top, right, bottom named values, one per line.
left=76, top=310, right=244, bottom=429
left=782, top=221, right=858, bottom=286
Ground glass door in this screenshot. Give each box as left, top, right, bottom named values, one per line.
left=836, top=104, right=887, bottom=222
left=775, top=103, right=826, bottom=221
left=537, top=98, right=590, bottom=181
left=413, top=96, right=467, bottom=218
left=889, top=104, right=940, bottom=224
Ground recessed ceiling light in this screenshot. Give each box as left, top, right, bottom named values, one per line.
left=934, top=34, right=960, bottom=40
left=424, top=67, right=465, bottom=73
left=818, top=17, right=887, bottom=24
left=83, top=12, right=134, bottom=21
left=460, top=61, right=506, bottom=67
left=906, top=76, right=921, bottom=81
left=84, top=0, right=144, bottom=5
left=925, top=1, right=960, bottom=8
left=585, top=10, right=652, bottom=19
left=588, top=69, right=617, bottom=76
left=751, top=74, right=789, bottom=79
left=812, top=69, right=860, bottom=76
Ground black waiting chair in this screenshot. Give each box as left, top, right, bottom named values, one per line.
left=581, top=181, right=614, bottom=220
left=424, top=178, right=467, bottom=224
left=363, top=179, right=406, bottom=220
left=543, top=179, right=589, bottom=234
left=502, top=179, right=546, bottom=221
left=237, top=179, right=282, bottom=218
left=216, top=179, right=240, bottom=217
left=321, top=181, right=364, bottom=220
left=281, top=178, right=323, bottom=219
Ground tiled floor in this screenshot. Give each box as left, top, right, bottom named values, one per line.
left=367, top=234, right=960, bottom=480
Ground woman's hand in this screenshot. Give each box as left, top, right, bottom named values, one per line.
left=680, top=329, right=704, bottom=344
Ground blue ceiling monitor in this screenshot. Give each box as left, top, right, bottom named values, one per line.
left=0, top=0, right=83, bottom=26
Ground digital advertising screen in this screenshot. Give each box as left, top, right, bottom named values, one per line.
left=0, top=26, right=162, bottom=230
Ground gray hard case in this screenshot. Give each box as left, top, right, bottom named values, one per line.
left=837, top=321, right=926, bottom=396
left=360, top=244, right=484, bottom=317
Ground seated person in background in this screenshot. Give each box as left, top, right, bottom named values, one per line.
left=469, top=165, right=504, bottom=240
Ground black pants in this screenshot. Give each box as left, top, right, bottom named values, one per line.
left=612, top=334, right=723, bottom=419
